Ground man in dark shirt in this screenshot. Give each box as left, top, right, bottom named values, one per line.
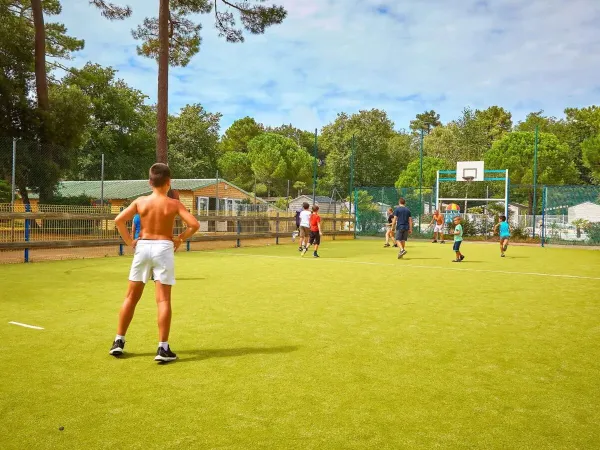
left=392, top=197, right=412, bottom=259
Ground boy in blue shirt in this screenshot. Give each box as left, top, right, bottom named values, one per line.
left=131, top=213, right=141, bottom=240
left=494, top=215, right=511, bottom=257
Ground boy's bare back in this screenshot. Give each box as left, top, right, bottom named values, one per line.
left=136, top=193, right=181, bottom=240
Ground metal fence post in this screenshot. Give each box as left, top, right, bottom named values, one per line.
left=541, top=186, right=547, bottom=247
left=236, top=210, right=241, bottom=248
left=11, top=138, right=16, bottom=206
left=24, top=202, right=30, bottom=263
left=186, top=240, right=190, bottom=252
left=276, top=212, right=280, bottom=245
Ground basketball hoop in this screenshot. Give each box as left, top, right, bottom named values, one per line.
left=462, top=176, right=475, bottom=183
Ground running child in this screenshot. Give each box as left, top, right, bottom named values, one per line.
left=302, top=205, right=322, bottom=258
left=430, top=210, right=445, bottom=243
left=384, top=207, right=394, bottom=247
left=494, top=215, right=511, bottom=257
left=109, top=163, right=200, bottom=362
left=452, top=216, right=465, bottom=262
left=392, top=198, right=412, bottom=259
left=298, top=202, right=311, bottom=251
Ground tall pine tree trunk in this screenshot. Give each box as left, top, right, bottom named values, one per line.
left=156, top=0, right=169, bottom=164
left=31, top=0, right=53, bottom=202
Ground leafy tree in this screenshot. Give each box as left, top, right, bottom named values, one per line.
left=63, top=63, right=154, bottom=180
left=474, top=106, right=512, bottom=143
left=267, top=124, right=314, bottom=153
left=293, top=181, right=306, bottom=197
left=485, top=132, right=578, bottom=212
left=395, top=157, right=447, bottom=188
left=581, top=135, right=600, bottom=183
left=409, top=110, right=441, bottom=135
left=452, top=107, right=488, bottom=161
left=321, top=109, right=397, bottom=190
left=515, top=110, right=562, bottom=134
left=247, top=133, right=312, bottom=196
left=99, top=0, right=287, bottom=164
left=220, top=116, right=264, bottom=153
left=217, top=151, right=253, bottom=190
left=387, top=132, right=416, bottom=174
left=168, top=103, right=222, bottom=178
left=0, top=179, right=12, bottom=202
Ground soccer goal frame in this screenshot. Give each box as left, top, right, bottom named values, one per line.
left=435, top=168, right=510, bottom=218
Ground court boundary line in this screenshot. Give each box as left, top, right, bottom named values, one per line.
left=203, top=251, right=600, bottom=281
left=8, top=321, right=44, bottom=330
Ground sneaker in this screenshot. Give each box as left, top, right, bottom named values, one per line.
left=452, top=259, right=462, bottom=263
left=398, top=249, right=407, bottom=259
left=109, top=339, right=125, bottom=356
left=432, top=240, right=437, bottom=243
left=154, top=346, right=177, bottom=362
left=440, top=240, right=445, bottom=244
left=460, top=255, right=465, bottom=261
left=384, top=243, right=390, bottom=247
left=298, top=246, right=303, bottom=252
left=393, top=244, right=398, bottom=247
left=301, top=247, right=308, bottom=257
left=313, top=253, right=319, bottom=258
left=501, top=253, right=505, bottom=257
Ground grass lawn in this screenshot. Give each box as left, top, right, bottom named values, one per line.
left=1, top=240, right=599, bottom=449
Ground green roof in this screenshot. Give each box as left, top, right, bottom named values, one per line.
left=32, top=179, right=221, bottom=200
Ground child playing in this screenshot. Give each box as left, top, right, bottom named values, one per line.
left=494, top=215, right=511, bottom=257
left=452, top=216, right=465, bottom=262
left=429, top=210, right=445, bottom=243
left=384, top=207, right=394, bottom=247
left=298, top=202, right=311, bottom=252
left=109, top=163, right=200, bottom=362
left=302, top=205, right=322, bottom=258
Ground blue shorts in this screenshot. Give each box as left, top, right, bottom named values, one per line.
left=453, top=240, right=462, bottom=251
left=500, top=235, right=510, bottom=240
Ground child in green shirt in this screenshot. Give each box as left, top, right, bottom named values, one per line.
left=452, top=216, right=465, bottom=262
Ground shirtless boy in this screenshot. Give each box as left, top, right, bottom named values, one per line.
left=109, top=163, right=200, bottom=362
left=430, top=210, right=445, bottom=243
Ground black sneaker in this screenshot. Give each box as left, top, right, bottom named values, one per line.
left=298, top=246, right=303, bottom=252
left=393, top=244, right=398, bottom=247
left=314, top=252, right=319, bottom=258
left=154, top=346, right=177, bottom=362
left=501, top=253, right=506, bottom=257
left=440, top=240, right=445, bottom=244
left=460, top=255, right=465, bottom=261
left=384, top=243, right=390, bottom=247
left=398, top=249, right=407, bottom=259
left=432, top=240, right=437, bottom=243
left=452, top=259, right=462, bottom=263
left=109, top=339, right=125, bottom=356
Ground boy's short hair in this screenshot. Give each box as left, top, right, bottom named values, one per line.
left=399, top=198, right=406, bottom=205
left=454, top=215, right=461, bottom=221
left=302, top=202, right=310, bottom=209
left=499, top=215, right=506, bottom=221
left=312, top=205, right=319, bottom=212
left=388, top=208, right=393, bottom=212
left=149, top=163, right=171, bottom=187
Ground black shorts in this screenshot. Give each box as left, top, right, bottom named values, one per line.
left=309, top=231, right=321, bottom=246
left=395, top=229, right=409, bottom=242
left=453, top=240, right=462, bottom=251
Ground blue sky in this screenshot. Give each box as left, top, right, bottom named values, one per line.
left=57, top=0, right=600, bottom=132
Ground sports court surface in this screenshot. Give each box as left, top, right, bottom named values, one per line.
left=2, top=240, right=599, bottom=449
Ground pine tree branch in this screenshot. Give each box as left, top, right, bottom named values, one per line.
left=89, top=0, right=132, bottom=20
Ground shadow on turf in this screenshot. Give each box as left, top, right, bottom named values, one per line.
left=121, top=345, right=300, bottom=362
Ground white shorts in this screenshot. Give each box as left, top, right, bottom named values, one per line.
left=129, top=240, right=175, bottom=285
left=434, top=224, right=444, bottom=233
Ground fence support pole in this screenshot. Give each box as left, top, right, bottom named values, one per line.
left=541, top=186, right=547, bottom=247
left=532, top=125, right=539, bottom=238
left=100, top=153, right=105, bottom=207
left=11, top=138, right=16, bottom=206
left=276, top=212, right=280, bottom=245
left=236, top=212, right=241, bottom=248
left=419, top=129, right=424, bottom=232
left=24, top=202, right=30, bottom=263
left=353, top=188, right=358, bottom=239
left=312, top=128, right=318, bottom=205
left=119, top=243, right=123, bottom=256
left=186, top=240, right=190, bottom=252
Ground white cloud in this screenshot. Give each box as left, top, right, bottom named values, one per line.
left=56, top=0, right=600, bottom=131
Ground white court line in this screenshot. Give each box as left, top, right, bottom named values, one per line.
left=203, top=251, right=600, bottom=282
left=8, top=321, right=44, bottom=330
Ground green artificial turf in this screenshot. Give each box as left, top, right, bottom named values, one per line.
left=1, top=240, right=599, bottom=449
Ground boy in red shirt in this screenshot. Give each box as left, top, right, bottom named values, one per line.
left=302, top=205, right=323, bottom=258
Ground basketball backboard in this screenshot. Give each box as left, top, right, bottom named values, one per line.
left=456, top=161, right=484, bottom=182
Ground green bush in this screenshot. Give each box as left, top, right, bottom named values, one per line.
left=587, top=222, right=600, bottom=244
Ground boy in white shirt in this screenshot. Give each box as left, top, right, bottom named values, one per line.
left=298, top=202, right=312, bottom=251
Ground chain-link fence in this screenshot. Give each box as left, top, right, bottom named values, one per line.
left=353, top=184, right=600, bottom=246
